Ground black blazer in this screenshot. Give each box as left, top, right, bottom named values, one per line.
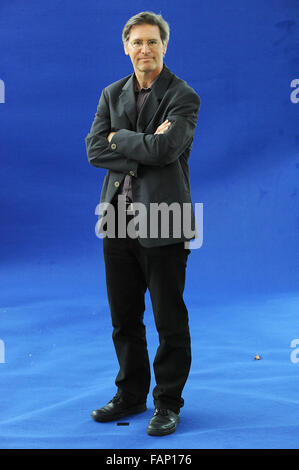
left=85, top=64, right=201, bottom=247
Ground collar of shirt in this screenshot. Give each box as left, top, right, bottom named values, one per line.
left=134, top=74, right=159, bottom=94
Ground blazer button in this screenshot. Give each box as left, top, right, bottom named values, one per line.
left=129, top=171, right=135, bottom=176
left=111, top=143, right=117, bottom=150
left=114, top=181, right=120, bottom=188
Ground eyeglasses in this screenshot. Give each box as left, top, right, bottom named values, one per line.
left=128, top=39, right=161, bottom=49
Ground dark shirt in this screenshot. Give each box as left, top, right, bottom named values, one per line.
left=119, top=75, right=158, bottom=201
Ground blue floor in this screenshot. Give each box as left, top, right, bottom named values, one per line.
left=1, top=255, right=298, bottom=449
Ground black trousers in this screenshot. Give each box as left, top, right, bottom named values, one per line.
left=102, top=204, right=191, bottom=414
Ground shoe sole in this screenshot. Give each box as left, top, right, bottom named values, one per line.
left=91, top=403, right=147, bottom=423
left=146, top=417, right=180, bottom=436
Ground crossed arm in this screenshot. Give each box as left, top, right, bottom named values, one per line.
left=107, top=119, right=171, bottom=143
left=85, top=88, right=200, bottom=172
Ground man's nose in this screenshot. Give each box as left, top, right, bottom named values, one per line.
left=141, top=42, right=151, bottom=53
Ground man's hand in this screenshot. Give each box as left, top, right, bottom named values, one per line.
left=107, top=131, right=116, bottom=143
left=154, top=119, right=172, bottom=135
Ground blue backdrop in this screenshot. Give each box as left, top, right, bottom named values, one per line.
left=0, top=0, right=299, bottom=449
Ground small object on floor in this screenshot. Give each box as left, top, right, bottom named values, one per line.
left=117, top=422, right=130, bottom=426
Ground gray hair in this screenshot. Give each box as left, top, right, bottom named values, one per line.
left=122, top=11, right=170, bottom=44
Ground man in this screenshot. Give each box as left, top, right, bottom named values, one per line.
left=85, top=11, right=200, bottom=436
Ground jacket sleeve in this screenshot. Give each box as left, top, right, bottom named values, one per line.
left=85, top=89, right=138, bottom=175
left=109, top=89, right=201, bottom=167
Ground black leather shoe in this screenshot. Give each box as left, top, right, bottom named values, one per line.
left=147, top=409, right=180, bottom=436
left=91, top=395, right=147, bottom=422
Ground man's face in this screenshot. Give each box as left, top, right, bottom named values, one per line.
left=124, top=24, right=167, bottom=75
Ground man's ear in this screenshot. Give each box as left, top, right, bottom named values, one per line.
left=163, top=40, right=168, bottom=56
left=124, top=42, right=129, bottom=56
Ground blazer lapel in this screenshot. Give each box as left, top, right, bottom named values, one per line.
left=118, top=64, right=174, bottom=132
left=118, top=74, right=138, bottom=129
left=136, top=64, right=174, bottom=132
